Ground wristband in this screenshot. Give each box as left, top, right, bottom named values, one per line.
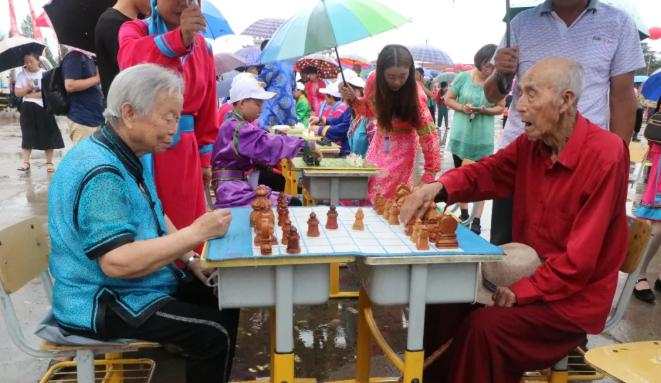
left=184, top=253, right=200, bottom=268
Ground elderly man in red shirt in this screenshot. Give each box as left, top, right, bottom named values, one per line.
left=401, top=57, right=629, bottom=383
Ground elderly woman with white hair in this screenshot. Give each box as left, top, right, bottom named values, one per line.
left=48, top=64, right=239, bottom=383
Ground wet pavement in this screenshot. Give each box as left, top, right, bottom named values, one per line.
left=0, top=112, right=659, bottom=382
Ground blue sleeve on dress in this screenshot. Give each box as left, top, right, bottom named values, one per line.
left=75, top=168, right=136, bottom=260
left=62, top=53, right=84, bottom=80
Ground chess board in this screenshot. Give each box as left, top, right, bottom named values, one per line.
left=292, top=157, right=380, bottom=172
left=205, top=207, right=503, bottom=262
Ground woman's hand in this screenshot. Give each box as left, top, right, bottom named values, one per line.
left=187, top=256, right=215, bottom=284
left=190, top=209, right=232, bottom=242
left=180, top=2, right=206, bottom=47
left=339, top=84, right=356, bottom=102
left=461, top=103, right=473, bottom=114
left=309, top=116, right=321, bottom=126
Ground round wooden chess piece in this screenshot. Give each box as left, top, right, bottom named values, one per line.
left=436, top=215, right=458, bottom=249
left=286, top=227, right=301, bottom=254
left=326, top=205, right=339, bottom=230
left=353, top=208, right=365, bottom=230
left=307, top=212, right=320, bottom=237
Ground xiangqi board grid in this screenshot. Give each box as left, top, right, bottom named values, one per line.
left=205, top=207, right=504, bottom=261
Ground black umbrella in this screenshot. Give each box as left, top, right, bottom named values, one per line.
left=0, top=36, right=46, bottom=73
left=44, top=0, right=115, bottom=53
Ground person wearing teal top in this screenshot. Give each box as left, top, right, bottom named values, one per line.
left=446, top=44, right=505, bottom=234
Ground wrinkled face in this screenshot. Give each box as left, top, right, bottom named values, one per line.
left=157, top=0, right=188, bottom=28
left=124, top=90, right=183, bottom=154
left=23, top=55, right=40, bottom=72
left=237, top=98, right=264, bottom=122
left=384, top=66, right=409, bottom=91
left=516, top=74, right=563, bottom=141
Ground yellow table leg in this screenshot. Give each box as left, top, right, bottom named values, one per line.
left=402, top=350, right=424, bottom=383
left=355, top=289, right=372, bottom=383
left=270, top=308, right=276, bottom=383
left=549, top=370, right=568, bottom=383
left=105, top=352, right=124, bottom=383
left=329, top=263, right=359, bottom=299
left=272, top=352, right=295, bottom=383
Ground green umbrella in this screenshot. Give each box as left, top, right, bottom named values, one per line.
left=260, top=0, right=409, bottom=83
left=433, top=72, right=457, bottom=85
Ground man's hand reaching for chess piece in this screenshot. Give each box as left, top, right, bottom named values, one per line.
left=400, top=182, right=444, bottom=223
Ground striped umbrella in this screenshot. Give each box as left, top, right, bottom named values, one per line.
left=260, top=0, right=409, bottom=84
left=235, top=46, right=262, bottom=67
left=407, top=44, right=454, bottom=66
left=241, top=18, right=287, bottom=39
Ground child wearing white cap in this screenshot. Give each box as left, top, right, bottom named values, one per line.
left=294, top=82, right=311, bottom=127
left=211, top=77, right=320, bottom=208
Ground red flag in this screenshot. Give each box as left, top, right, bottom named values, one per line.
left=8, top=0, right=18, bottom=37
left=35, top=12, right=52, bottom=29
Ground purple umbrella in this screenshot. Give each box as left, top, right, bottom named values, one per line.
left=235, top=46, right=261, bottom=67
left=407, top=44, right=454, bottom=66
left=241, top=18, right=286, bottom=39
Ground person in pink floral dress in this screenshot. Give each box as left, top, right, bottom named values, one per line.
left=340, top=45, right=441, bottom=200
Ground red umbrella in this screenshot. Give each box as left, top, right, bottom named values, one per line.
left=650, top=27, right=661, bottom=40
left=295, top=54, right=340, bottom=80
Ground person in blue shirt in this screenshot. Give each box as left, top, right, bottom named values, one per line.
left=62, top=50, right=105, bottom=144
left=310, top=73, right=366, bottom=157
left=48, top=64, right=239, bottom=383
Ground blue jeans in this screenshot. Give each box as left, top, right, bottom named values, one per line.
left=436, top=104, right=449, bottom=128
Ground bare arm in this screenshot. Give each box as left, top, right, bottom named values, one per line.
left=481, top=98, right=506, bottom=116
left=484, top=48, right=518, bottom=103
left=98, top=209, right=231, bottom=279
left=445, top=88, right=471, bottom=114
left=14, top=84, right=41, bottom=99
left=609, top=72, right=636, bottom=143
left=65, top=74, right=100, bottom=93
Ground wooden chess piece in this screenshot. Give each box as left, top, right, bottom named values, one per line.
left=259, top=210, right=277, bottom=245
left=286, top=227, right=301, bottom=254
left=395, top=184, right=411, bottom=206
left=411, top=218, right=423, bottom=242
left=405, top=219, right=415, bottom=236
left=307, top=212, right=320, bottom=237
left=281, top=218, right=292, bottom=245
left=426, top=218, right=440, bottom=243
left=374, top=193, right=384, bottom=214
left=435, top=214, right=459, bottom=249
left=353, top=208, right=365, bottom=230
left=388, top=203, right=400, bottom=225
left=326, top=205, right=339, bottom=229
left=417, top=226, right=430, bottom=250
left=278, top=207, right=289, bottom=227
left=383, top=199, right=393, bottom=219
left=258, top=217, right=273, bottom=255
left=423, top=201, right=438, bottom=223
left=250, top=185, right=271, bottom=227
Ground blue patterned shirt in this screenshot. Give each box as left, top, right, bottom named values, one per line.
left=48, top=126, right=185, bottom=334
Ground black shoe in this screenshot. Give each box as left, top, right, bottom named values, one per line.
left=470, top=220, right=481, bottom=234
left=459, top=213, right=470, bottom=225
left=655, top=278, right=661, bottom=292
left=633, top=278, right=656, bottom=304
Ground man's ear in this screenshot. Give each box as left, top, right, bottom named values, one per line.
left=559, top=89, right=577, bottom=114
left=121, top=103, right=136, bottom=129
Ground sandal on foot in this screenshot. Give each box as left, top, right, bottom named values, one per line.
left=17, top=162, right=30, bottom=171
left=633, top=278, right=656, bottom=304
left=46, top=162, right=55, bottom=173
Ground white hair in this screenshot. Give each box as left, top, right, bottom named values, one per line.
left=556, top=60, right=584, bottom=102
left=103, top=64, right=184, bottom=125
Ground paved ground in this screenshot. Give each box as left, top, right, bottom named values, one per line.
left=0, top=111, right=659, bottom=382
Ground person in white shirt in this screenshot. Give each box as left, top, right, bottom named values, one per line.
left=14, top=52, right=64, bottom=172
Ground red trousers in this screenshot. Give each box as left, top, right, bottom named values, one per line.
left=423, top=303, right=586, bottom=383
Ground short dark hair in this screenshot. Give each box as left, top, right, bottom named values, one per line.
left=440, top=81, right=448, bottom=87
left=474, top=44, right=497, bottom=71
left=302, top=66, right=318, bottom=75
left=374, top=45, right=420, bottom=131
left=24, top=52, right=40, bottom=61
left=415, top=67, right=425, bottom=76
